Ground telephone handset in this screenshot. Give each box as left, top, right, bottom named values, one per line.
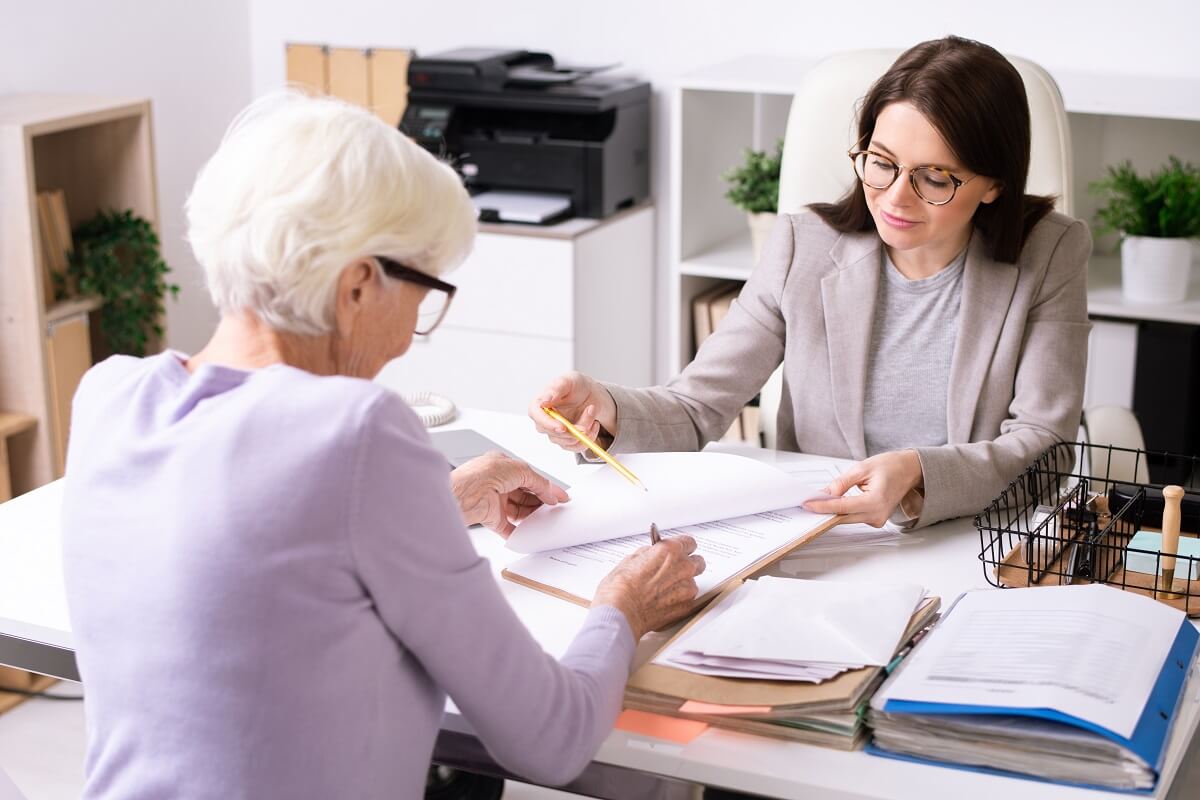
left=401, top=391, right=457, bottom=428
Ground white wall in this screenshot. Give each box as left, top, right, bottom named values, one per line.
left=7, top=1, right=1195, bottom=367
left=247, top=0, right=1200, bottom=382
left=0, top=0, right=253, bottom=354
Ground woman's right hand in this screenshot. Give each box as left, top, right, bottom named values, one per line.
left=528, top=372, right=619, bottom=453
left=593, top=535, right=705, bottom=639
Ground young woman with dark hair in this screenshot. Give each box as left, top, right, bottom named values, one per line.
left=811, top=35, right=1057, bottom=263
left=530, top=36, right=1091, bottom=529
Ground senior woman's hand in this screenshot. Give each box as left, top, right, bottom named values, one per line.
left=593, top=536, right=705, bottom=639
left=450, top=452, right=570, bottom=536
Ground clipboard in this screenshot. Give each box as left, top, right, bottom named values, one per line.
left=501, top=512, right=845, bottom=610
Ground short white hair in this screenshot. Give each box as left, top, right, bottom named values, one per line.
left=186, top=90, right=476, bottom=334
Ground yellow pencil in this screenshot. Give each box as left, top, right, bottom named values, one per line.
left=541, top=406, right=647, bottom=492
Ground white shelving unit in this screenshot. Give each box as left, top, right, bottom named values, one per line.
left=1082, top=256, right=1200, bottom=413
left=667, top=55, right=1200, bottom=385
left=668, top=57, right=813, bottom=371
left=1085, top=255, right=1200, bottom=327
left=0, top=94, right=160, bottom=495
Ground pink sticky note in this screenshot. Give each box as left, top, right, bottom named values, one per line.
left=678, top=700, right=773, bottom=716
left=615, top=709, right=708, bottom=743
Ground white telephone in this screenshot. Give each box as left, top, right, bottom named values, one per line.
left=401, top=391, right=457, bottom=428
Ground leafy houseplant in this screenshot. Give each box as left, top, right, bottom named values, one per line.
left=1091, top=157, right=1200, bottom=304
left=723, top=141, right=783, bottom=262
left=65, top=210, right=179, bottom=357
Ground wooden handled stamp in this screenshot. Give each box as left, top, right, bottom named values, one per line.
left=1160, top=485, right=1185, bottom=599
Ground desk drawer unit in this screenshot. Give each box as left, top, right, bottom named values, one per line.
left=381, top=327, right=572, bottom=413
left=377, top=205, right=654, bottom=415
left=443, top=233, right=574, bottom=338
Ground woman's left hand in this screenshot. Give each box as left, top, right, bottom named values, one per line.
left=450, top=451, right=570, bottom=537
left=802, top=450, right=924, bottom=527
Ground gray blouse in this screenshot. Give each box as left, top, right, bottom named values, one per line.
left=862, top=248, right=967, bottom=457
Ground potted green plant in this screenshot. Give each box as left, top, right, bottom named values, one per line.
left=64, top=209, right=179, bottom=357
left=723, top=141, right=782, bottom=264
left=1091, top=156, right=1200, bottom=304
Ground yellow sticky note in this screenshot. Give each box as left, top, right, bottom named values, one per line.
left=615, top=709, right=708, bottom=743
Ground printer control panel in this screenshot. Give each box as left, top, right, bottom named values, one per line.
left=413, top=106, right=452, bottom=141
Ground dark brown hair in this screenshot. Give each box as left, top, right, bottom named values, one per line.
left=809, top=36, right=1055, bottom=264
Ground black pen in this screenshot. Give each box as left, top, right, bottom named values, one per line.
left=649, top=522, right=661, bottom=545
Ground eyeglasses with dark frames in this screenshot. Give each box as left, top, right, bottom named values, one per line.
left=374, top=256, right=457, bottom=335
left=846, top=140, right=979, bottom=206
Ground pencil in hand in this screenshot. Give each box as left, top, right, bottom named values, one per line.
left=540, top=405, right=647, bottom=492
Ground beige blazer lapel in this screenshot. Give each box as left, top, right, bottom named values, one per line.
left=946, top=234, right=1019, bottom=443
left=820, top=231, right=881, bottom=460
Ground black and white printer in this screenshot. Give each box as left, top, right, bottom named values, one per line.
left=400, top=48, right=650, bottom=222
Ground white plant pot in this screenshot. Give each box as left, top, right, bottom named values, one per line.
left=1120, top=235, right=1193, bottom=304
left=747, top=212, right=778, bottom=265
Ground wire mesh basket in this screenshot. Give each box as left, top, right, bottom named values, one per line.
left=976, top=442, right=1200, bottom=615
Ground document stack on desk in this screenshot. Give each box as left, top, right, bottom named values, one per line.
left=624, top=577, right=940, bottom=750
left=658, top=577, right=926, bottom=680
left=868, top=584, right=1200, bottom=792
left=502, top=452, right=847, bottom=607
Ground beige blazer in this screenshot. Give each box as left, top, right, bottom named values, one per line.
left=605, top=210, right=1092, bottom=527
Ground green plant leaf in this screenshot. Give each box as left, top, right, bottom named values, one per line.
left=723, top=140, right=783, bottom=214
left=1090, top=156, right=1200, bottom=239
left=65, top=209, right=180, bottom=357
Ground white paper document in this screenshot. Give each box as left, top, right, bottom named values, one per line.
left=505, top=503, right=835, bottom=602
left=874, top=584, right=1187, bottom=739
left=471, top=190, right=572, bottom=223
left=506, top=451, right=831, bottom=554
left=654, top=576, right=926, bottom=681
left=785, top=523, right=904, bottom=553
left=502, top=452, right=848, bottom=603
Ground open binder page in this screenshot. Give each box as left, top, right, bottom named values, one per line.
left=506, top=451, right=832, bottom=554
left=875, top=584, right=1187, bottom=739
left=504, top=494, right=839, bottom=606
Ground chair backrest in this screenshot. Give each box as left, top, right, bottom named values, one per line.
left=759, top=48, right=1073, bottom=449
left=776, top=49, right=1074, bottom=215
left=1082, top=405, right=1151, bottom=485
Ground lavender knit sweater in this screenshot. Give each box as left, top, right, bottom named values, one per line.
left=62, top=352, right=634, bottom=799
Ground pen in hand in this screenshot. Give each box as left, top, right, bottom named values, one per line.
left=650, top=522, right=661, bottom=545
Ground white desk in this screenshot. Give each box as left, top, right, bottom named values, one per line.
left=2, top=407, right=1200, bottom=799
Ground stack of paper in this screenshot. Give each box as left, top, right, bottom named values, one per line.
left=625, top=578, right=940, bottom=750
left=787, top=523, right=904, bottom=553
left=657, top=577, right=926, bottom=682
left=868, top=584, right=1200, bottom=792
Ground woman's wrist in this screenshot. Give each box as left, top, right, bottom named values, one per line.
left=897, top=450, right=926, bottom=522
left=904, top=449, right=924, bottom=492
left=594, top=382, right=620, bottom=440
left=593, top=589, right=644, bottom=640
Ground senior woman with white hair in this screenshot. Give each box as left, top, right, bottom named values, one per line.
left=60, top=92, right=704, bottom=800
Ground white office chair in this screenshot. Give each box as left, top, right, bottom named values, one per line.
left=1081, top=405, right=1151, bottom=485
left=758, top=48, right=1074, bottom=449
